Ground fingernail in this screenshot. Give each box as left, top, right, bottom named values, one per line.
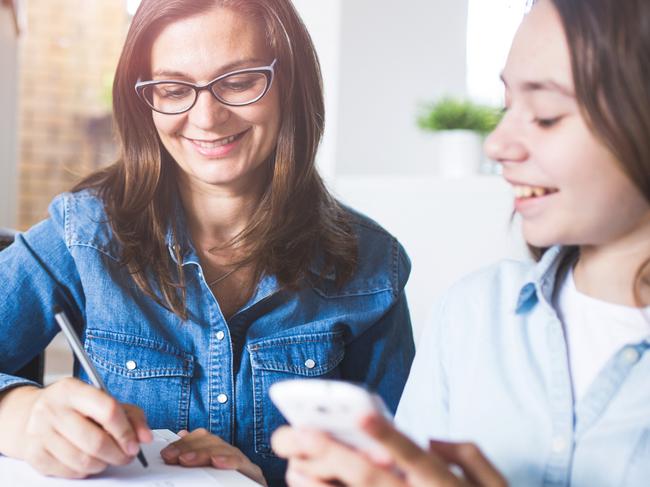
left=180, top=452, right=197, bottom=462
left=212, top=455, right=229, bottom=467
left=127, top=441, right=140, bottom=456
left=362, top=415, right=382, bottom=433
left=161, top=446, right=180, bottom=457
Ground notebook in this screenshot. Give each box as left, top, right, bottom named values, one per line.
left=0, top=429, right=260, bottom=486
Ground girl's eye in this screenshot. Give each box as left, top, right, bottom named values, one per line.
left=534, top=116, right=563, bottom=128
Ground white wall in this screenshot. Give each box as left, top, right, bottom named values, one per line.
left=0, top=5, right=18, bottom=229
left=333, top=176, right=528, bottom=338
left=335, top=0, right=469, bottom=175
left=292, top=0, right=342, bottom=181
left=294, top=1, right=469, bottom=180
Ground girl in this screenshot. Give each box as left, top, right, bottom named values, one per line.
left=272, top=0, right=650, bottom=485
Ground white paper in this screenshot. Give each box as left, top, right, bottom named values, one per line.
left=0, top=429, right=260, bottom=486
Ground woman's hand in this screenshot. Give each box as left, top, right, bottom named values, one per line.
left=0, top=378, right=152, bottom=479
left=160, top=428, right=267, bottom=486
left=271, top=414, right=507, bottom=487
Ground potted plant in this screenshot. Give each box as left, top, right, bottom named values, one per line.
left=417, top=97, right=502, bottom=178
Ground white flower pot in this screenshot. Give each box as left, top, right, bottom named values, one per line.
left=433, top=129, right=483, bottom=178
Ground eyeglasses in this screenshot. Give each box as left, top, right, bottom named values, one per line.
left=135, top=59, right=277, bottom=115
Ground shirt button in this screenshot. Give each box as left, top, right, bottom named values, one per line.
left=623, top=347, right=640, bottom=364
left=304, top=359, right=316, bottom=369
left=551, top=436, right=566, bottom=453
left=216, top=331, right=225, bottom=341
left=125, top=360, right=137, bottom=371
left=217, top=393, right=228, bottom=404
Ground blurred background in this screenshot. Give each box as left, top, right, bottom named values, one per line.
left=0, top=0, right=529, bottom=382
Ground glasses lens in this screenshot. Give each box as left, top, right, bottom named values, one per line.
left=141, top=83, right=195, bottom=114
left=212, top=72, right=268, bottom=105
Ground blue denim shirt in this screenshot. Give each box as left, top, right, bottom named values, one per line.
left=396, top=246, right=650, bottom=487
left=0, top=190, right=415, bottom=486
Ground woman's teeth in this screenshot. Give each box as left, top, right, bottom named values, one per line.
left=513, top=185, right=556, bottom=199
left=192, top=133, right=241, bottom=148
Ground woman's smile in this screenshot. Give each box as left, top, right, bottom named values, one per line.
left=182, top=128, right=251, bottom=159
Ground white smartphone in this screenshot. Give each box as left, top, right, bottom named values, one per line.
left=269, top=379, right=392, bottom=452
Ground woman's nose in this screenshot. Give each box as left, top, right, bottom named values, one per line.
left=484, top=114, right=528, bottom=164
left=187, top=90, right=230, bottom=129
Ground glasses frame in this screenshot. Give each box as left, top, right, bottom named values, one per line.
left=135, top=59, right=277, bottom=115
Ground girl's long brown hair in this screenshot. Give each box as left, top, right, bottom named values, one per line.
left=73, top=0, right=357, bottom=319
left=529, top=0, right=650, bottom=304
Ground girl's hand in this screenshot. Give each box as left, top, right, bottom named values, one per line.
left=160, top=428, right=267, bottom=486
left=271, top=414, right=507, bottom=487
left=0, top=378, right=152, bottom=479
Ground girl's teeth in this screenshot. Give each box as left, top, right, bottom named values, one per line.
left=513, top=185, right=554, bottom=199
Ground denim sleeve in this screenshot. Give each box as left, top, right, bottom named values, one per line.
left=339, top=243, right=415, bottom=414
left=0, top=195, right=84, bottom=392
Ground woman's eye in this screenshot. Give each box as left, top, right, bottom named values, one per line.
left=223, top=81, right=255, bottom=92
left=162, top=87, right=192, bottom=98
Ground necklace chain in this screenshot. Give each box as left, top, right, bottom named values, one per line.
left=207, top=266, right=239, bottom=287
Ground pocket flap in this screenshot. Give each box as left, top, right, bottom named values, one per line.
left=248, top=331, right=345, bottom=376
left=85, top=329, right=194, bottom=379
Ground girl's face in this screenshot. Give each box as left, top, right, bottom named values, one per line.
left=485, top=0, right=650, bottom=249
left=149, top=6, right=281, bottom=193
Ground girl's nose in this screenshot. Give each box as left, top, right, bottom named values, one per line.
left=484, top=113, right=528, bottom=164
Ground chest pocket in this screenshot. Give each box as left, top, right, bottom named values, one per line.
left=84, top=329, right=195, bottom=432
left=248, top=331, right=346, bottom=456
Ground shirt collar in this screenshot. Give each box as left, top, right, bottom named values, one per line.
left=165, top=191, right=199, bottom=266
left=515, top=245, right=579, bottom=314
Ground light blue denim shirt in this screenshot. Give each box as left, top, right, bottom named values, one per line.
left=396, top=246, right=650, bottom=487
left=0, top=190, right=415, bottom=486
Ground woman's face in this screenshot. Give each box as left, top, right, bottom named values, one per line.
left=485, top=0, right=650, bottom=249
left=149, top=6, right=281, bottom=192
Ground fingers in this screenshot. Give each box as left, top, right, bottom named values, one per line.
left=52, top=408, right=131, bottom=466
left=271, top=426, right=308, bottom=458
left=279, top=428, right=404, bottom=487
left=123, top=404, right=153, bottom=444
left=64, top=382, right=140, bottom=458
left=429, top=441, right=507, bottom=487
left=4, top=378, right=154, bottom=479
left=44, top=429, right=107, bottom=477
left=362, top=415, right=453, bottom=483
left=26, top=441, right=89, bottom=479
left=160, top=429, right=267, bottom=486
left=161, top=428, right=220, bottom=465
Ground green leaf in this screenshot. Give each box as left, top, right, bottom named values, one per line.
left=417, top=97, right=502, bottom=136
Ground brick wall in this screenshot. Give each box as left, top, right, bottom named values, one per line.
left=17, top=0, right=129, bottom=229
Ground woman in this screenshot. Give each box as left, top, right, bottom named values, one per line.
left=272, top=0, right=650, bottom=485
left=0, top=1, right=414, bottom=485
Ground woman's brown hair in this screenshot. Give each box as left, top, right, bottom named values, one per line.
left=73, top=0, right=357, bottom=319
left=529, top=0, right=650, bottom=303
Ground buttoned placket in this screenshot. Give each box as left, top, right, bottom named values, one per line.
left=575, top=343, right=648, bottom=436
left=194, top=264, right=236, bottom=443
left=533, top=273, right=576, bottom=487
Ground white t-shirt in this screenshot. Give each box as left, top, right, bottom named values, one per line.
left=555, top=269, right=650, bottom=401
